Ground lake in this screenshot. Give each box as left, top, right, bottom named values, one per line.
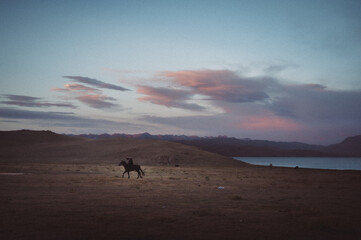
left=233, top=157, right=361, bottom=171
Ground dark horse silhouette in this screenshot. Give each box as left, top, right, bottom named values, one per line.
left=118, top=160, right=145, bottom=179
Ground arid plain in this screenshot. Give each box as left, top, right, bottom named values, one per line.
left=1, top=131, right=361, bottom=240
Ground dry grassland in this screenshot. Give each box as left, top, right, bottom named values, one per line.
left=1, top=162, right=361, bottom=240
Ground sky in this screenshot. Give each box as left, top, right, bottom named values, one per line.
left=1, top=0, right=361, bottom=145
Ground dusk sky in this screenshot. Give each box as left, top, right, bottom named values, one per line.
left=1, top=0, right=360, bottom=145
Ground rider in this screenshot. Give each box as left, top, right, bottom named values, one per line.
left=126, top=157, right=134, bottom=166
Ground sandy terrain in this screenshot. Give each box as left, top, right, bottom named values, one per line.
left=1, top=162, right=361, bottom=240
left=1, top=131, right=361, bottom=239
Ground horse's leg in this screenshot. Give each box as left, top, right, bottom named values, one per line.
left=140, top=168, right=145, bottom=176
left=122, top=170, right=127, bottom=178
left=127, top=171, right=130, bottom=179
left=136, top=170, right=141, bottom=179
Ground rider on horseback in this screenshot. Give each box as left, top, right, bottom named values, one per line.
left=119, top=157, right=145, bottom=179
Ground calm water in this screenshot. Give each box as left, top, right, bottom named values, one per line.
left=233, top=157, right=361, bottom=171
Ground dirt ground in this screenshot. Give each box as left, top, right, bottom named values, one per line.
left=1, top=162, right=361, bottom=240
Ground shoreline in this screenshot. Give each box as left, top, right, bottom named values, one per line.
left=234, top=156, right=361, bottom=171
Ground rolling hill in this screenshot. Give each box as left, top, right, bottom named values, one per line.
left=0, top=130, right=238, bottom=166
left=326, top=135, right=361, bottom=157
left=73, top=132, right=361, bottom=157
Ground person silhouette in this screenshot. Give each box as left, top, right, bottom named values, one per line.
left=126, top=157, right=133, bottom=166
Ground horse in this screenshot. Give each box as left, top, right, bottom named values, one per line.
left=118, top=160, right=145, bottom=179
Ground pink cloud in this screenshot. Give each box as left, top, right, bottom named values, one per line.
left=137, top=69, right=271, bottom=111
left=53, top=83, right=120, bottom=110
left=237, top=115, right=303, bottom=132
left=163, top=69, right=270, bottom=103
left=64, top=84, right=99, bottom=92
left=137, top=85, right=205, bottom=111
left=52, top=83, right=100, bottom=93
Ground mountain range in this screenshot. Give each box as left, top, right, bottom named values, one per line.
left=74, top=132, right=361, bottom=157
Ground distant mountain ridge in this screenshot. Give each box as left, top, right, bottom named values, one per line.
left=71, top=132, right=361, bottom=157
left=74, top=132, right=200, bottom=141
left=174, top=135, right=361, bottom=157
left=74, top=132, right=323, bottom=150
left=1, top=130, right=359, bottom=157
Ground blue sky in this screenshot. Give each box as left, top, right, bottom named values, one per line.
left=1, top=0, right=360, bottom=144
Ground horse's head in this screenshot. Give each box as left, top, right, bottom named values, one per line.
left=118, top=160, right=126, bottom=166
